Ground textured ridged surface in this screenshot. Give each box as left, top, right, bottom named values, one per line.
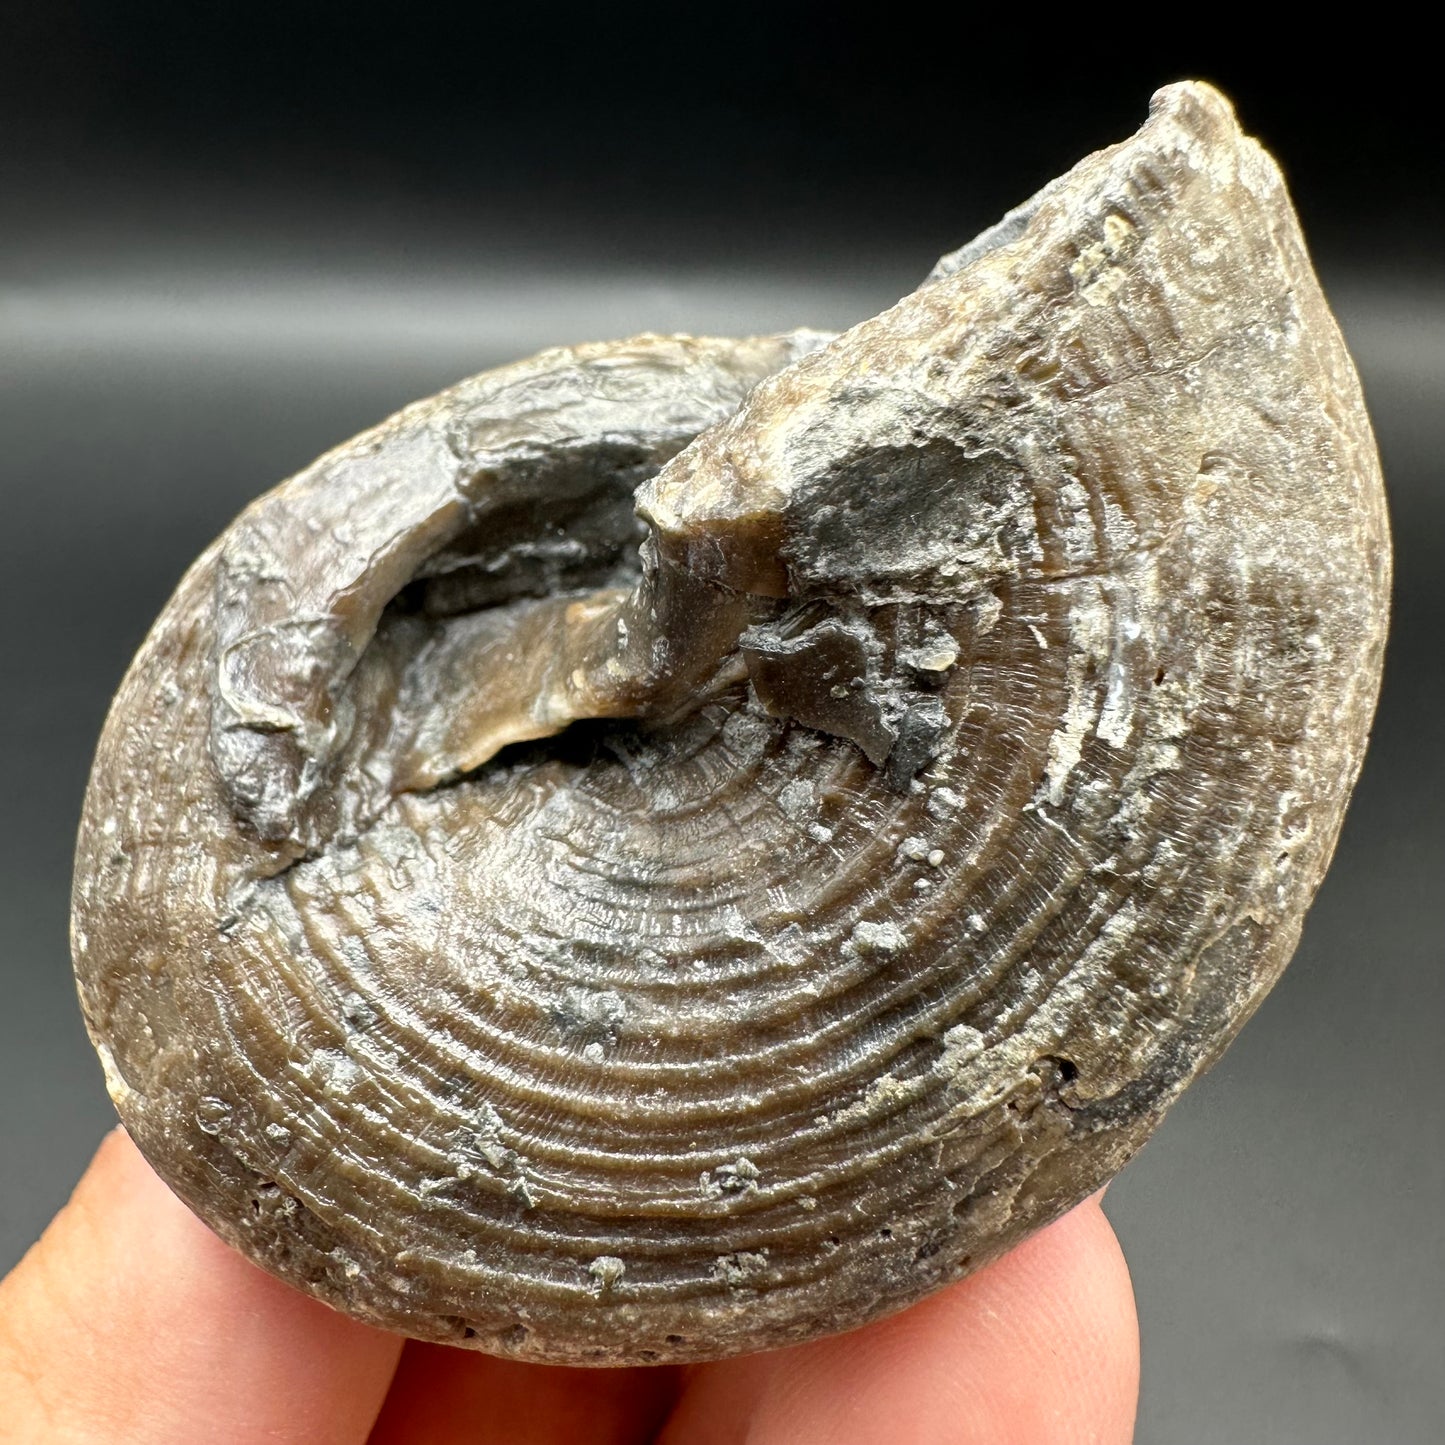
left=72, top=82, right=1389, bottom=1364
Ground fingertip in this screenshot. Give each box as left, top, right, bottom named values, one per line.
left=0, top=1126, right=403, bottom=1445
left=370, top=1343, right=683, bottom=1445
left=957, top=1195, right=1140, bottom=1441
left=663, top=1197, right=1139, bottom=1445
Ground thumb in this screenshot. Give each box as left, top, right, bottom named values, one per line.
left=0, top=1127, right=402, bottom=1444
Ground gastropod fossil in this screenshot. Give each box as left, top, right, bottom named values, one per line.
left=71, top=82, right=1389, bottom=1364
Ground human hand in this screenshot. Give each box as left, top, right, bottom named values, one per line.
left=0, top=1129, right=1137, bottom=1443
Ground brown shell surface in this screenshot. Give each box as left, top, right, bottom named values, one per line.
left=71, top=83, right=1390, bottom=1365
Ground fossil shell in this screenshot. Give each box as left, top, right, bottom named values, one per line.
left=72, top=82, right=1389, bottom=1365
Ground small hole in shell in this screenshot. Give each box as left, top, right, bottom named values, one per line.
left=249, top=1180, right=280, bottom=1214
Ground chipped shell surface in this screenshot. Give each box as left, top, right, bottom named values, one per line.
left=71, top=83, right=1389, bottom=1364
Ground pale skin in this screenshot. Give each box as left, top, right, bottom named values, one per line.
left=0, top=1130, right=1138, bottom=1443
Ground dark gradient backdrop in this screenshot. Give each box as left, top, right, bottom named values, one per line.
left=2, top=11, right=1441, bottom=1442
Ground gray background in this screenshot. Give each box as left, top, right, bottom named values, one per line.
left=2, top=15, right=1442, bottom=1442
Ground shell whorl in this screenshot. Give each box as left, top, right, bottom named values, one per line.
left=72, top=82, right=1389, bottom=1364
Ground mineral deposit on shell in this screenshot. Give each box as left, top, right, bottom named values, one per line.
left=72, top=82, right=1389, bottom=1364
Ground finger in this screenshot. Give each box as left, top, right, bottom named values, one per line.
left=658, top=1195, right=1139, bottom=1445
left=0, top=1127, right=403, bottom=1445
left=368, top=1342, right=681, bottom=1445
